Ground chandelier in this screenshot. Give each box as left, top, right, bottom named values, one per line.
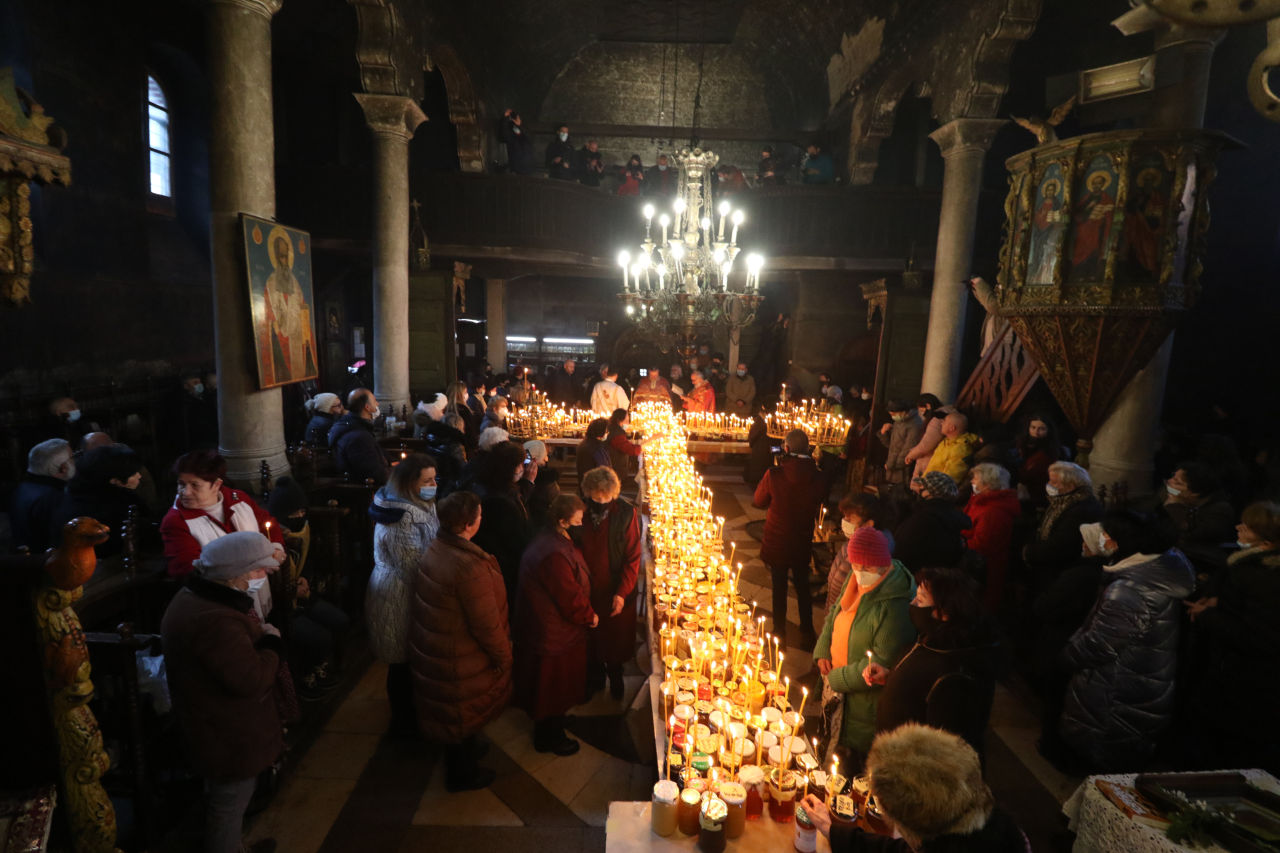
left=617, top=148, right=765, bottom=347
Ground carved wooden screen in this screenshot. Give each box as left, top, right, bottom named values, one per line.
left=956, top=319, right=1040, bottom=423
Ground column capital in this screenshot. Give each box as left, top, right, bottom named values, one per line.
left=355, top=93, right=427, bottom=140
left=929, top=118, right=1006, bottom=159
left=208, top=0, right=282, bottom=20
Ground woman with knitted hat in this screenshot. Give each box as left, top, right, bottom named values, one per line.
left=799, top=723, right=1029, bottom=851
left=161, top=531, right=286, bottom=853
left=894, top=472, right=972, bottom=574
left=303, top=392, right=343, bottom=445
left=813, top=526, right=916, bottom=765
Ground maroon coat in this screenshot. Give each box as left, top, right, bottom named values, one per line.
left=578, top=499, right=642, bottom=665
left=160, top=577, right=283, bottom=782
left=963, top=488, right=1022, bottom=611
left=513, top=530, right=597, bottom=719
left=408, top=532, right=513, bottom=743
left=753, top=455, right=826, bottom=567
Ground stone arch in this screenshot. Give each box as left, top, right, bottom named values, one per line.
left=425, top=43, right=486, bottom=173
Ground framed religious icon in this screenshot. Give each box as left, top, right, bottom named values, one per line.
left=241, top=214, right=319, bottom=388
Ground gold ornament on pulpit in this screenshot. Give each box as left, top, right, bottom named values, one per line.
left=995, top=128, right=1232, bottom=457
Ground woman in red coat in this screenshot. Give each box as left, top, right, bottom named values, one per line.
left=514, top=494, right=599, bottom=756
left=409, top=490, right=512, bottom=792
left=962, top=463, right=1022, bottom=612
left=159, top=450, right=284, bottom=578
left=577, top=466, right=642, bottom=700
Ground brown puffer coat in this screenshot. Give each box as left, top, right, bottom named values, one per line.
left=160, top=577, right=283, bottom=782
left=409, top=531, right=513, bottom=743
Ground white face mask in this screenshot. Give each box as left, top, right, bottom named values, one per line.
left=841, top=519, right=859, bottom=537
left=193, top=383, right=205, bottom=396
left=1166, top=484, right=1182, bottom=497
left=971, top=483, right=983, bottom=495
left=558, top=132, right=568, bottom=142
left=854, top=570, right=883, bottom=588
left=66, top=409, right=82, bottom=423
left=1237, top=540, right=1253, bottom=550
left=371, top=406, right=381, bottom=419
left=1045, top=484, right=1060, bottom=497
left=861, top=392, right=871, bottom=400
left=1080, top=522, right=1115, bottom=557
left=246, top=576, right=272, bottom=619
left=736, top=369, right=746, bottom=377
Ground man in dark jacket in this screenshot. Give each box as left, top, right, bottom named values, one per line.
left=547, top=358, right=578, bottom=406
left=499, top=109, right=535, bottom=175
left=161, top=531, right=283, bottom=853
left=577, top=139, right=604, bottom=187
left=894, top=472, right=972, bottom=574
left=328, top=388, right=389, bottom=485
left=753, top=429, right=828, bottom=649
left=644, top=154, right=677, bottom=197
left=545, top=123, right=576, bottom=181
left=10, top=438, right=74, bottom=554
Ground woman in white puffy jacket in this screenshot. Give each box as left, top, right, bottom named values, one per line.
left=367, top=452, right=440, bottom=736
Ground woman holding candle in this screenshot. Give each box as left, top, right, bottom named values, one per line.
left=605, top=408, right=663, bottom=485
left=864, top=568, right=1002, bottom=760
left=577, top=466, right=643, bottom=700
left=799, top=724, right=1029, bottom=852
left=513, top=494, right=599, bottom=756
left=575, top=418, right=613, bottom=486
left=812, top=527, right=916, bottom=767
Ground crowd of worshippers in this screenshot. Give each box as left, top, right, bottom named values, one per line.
left=6, top=364, right=1278, bottom=852
left=750, top=392, right=1280, bottom=791
left=498, top=111, right=835, bottom=189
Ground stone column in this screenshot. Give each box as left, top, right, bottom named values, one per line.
left=355, top=94, right=427, bottom=416
left=918, top=118, right=1005, bottom=402
left=486, top=278, right=507, bottom=372
left=207, top=0, right=288, bottom=489
left=1088, top=24, right=1222, bottom=496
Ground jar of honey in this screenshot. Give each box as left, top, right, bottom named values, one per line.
left=651, top=780, right=679, bottom=836
left=677, top=787, right=702, bottom=835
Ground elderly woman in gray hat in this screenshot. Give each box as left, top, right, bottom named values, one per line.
left=161, top=531, right=285, bottom=853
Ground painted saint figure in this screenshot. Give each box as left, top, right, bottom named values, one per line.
left=1027, top=178, right=1064, bottom=284
left=264, top=232, right=317, bottom=384
left=1122, top=168, right=1167, bottom=277
left=1069, top=170, right=1116, bottom=280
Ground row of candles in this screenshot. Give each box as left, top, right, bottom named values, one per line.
left=766, top=395, right=853, bottom=446
left=629, top=402, right=860, bottom=847
left=505, top=401, right=752, bottom=442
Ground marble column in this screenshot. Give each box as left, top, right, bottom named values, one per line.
left=207, top=0, right=288, bottom=489
left=486, top=278, right=507, bottom=372
left=919, top=118, right=1005, bottom=402
left=1088, top=24, right=1222, bottom=496
left=355, top=94, right=426, bottom=416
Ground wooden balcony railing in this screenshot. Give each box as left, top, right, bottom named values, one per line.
left=413, top=172, right=941, bottom=269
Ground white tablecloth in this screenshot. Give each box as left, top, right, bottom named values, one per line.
left=605, top=801, right=833, bottom=853
left=1064, top=768, right=1280, bottom=853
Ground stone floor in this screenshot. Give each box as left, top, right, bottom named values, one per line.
left=245, top=458, right=1083, bottom=852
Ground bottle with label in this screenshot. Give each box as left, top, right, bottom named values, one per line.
left=718, top=782, right=746, bottom=839
left=696, top=795, right=728, bottom=853
left=793, top=802, right=817, bottom=852
left=651, top=780, right=680, bottom=836
left=739, top=764, right=765, bottom=820
left=677, top=787, right=703, bottom=835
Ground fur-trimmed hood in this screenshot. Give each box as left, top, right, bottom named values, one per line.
left=1227, top=545, right=1280, bottom=568
left=867, top=723, right=993, bottom=840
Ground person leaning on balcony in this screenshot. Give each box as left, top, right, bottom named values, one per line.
left=499, top=109, right=535, bottom=176
left=546, top=123, right=575, bottom=181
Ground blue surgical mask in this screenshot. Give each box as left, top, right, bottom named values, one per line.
left=66, top=409, right=82, bottom=423
left=193, top=383, right=204, bottom=396
left=1166, top=484, right=1182, bottom=497
left=736, top=369, right=746, bottom=377
left=659, top=164, right=668, bottom=171
left=419, top=486, right=437, bottom=501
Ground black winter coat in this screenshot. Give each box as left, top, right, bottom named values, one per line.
left=1024, top=493, right=1103, bottom=578
left=1060, top=549, right=1194, bottom=771
left=894, top=499, right=972, bottom=572
left=49, top=479, right=146, bottom=557
left=473, top=484, right=532, bottom=604
left=304, top=412, right=338, bottom=446
left=327, top=414, right=390, bottom=486
left=875, top=614, right=1002, bottom=759
left=9, top=473, right=65, bottom=553
left=829, top=807, right=1028, bottom=852
left=422, top=421, right=468, bottom=489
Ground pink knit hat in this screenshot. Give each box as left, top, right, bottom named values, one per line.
left=847, top=527, right=891, bottom=567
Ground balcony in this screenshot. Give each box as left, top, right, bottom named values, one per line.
left=412, top=171, right=940, bottom=276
